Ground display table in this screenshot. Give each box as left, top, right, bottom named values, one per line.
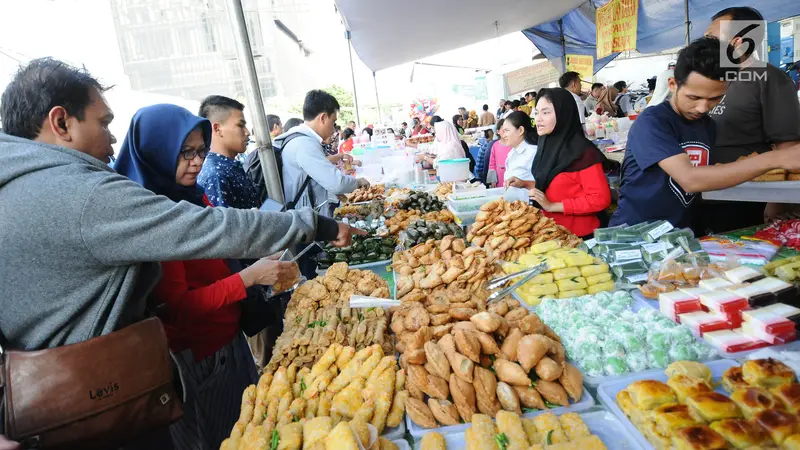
left=703, top=181, right=800, bottom=204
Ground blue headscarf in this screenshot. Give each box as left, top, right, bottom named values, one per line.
left=114, top=104, right=212, bottom=206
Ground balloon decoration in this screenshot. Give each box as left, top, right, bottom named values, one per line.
left=408, top=97, right=439, bottom=124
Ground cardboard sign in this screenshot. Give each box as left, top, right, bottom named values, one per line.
left=597, top=0, right=639, bottom=59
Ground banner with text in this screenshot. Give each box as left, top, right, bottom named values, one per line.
left=504, top=62, right=561, bottom=95
left=565, top=54, right=595, bottom=86
left=596, top=0, right=639, bottom=59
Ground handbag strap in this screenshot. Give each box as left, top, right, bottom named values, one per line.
left=0, top=327, right=7, bottom=356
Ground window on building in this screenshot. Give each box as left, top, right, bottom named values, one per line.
left=201, top=13, right=218, bottom=52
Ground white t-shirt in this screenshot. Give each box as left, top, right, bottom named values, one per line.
left=571, top=91, right=587, bottom=124
left=616, top=93, right=634, bottom=115
left=504, top=141, right=537, bottom=183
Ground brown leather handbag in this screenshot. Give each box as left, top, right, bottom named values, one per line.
left=1, top=318, right=183, bottom=449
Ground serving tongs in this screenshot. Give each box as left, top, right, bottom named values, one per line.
left=486, top=262, right=548, bottom=290
left=486, top=262, right=549, bottom=304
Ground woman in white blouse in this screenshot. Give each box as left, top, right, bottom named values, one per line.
left=499, top=111, right=538, bottom=186
left=417, top=121, right=466, bottom=168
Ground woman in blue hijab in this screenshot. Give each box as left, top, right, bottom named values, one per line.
left=115, top=104, right=211, bottom=206
left=115, top=104, right=296, bottom=450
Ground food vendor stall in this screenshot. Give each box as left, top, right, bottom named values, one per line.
left=215, top=168, right=800, bottom=450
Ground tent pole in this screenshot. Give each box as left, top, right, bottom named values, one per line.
left=345, top=31, right=362, bottom=127
left=684, top=0, right=690, bottom=45
left=558, top=18, right=567, bottom=73
left=373, top=71, right=382, bottom=124
left=225, top=0, right=283, bottom=203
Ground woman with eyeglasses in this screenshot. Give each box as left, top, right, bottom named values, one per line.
left=114, top=104, right=298, bottom=450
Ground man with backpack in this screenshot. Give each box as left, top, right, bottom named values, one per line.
left=278, top=90, right=368, bottom=216
left=277, top=89, right=368, bottom=277
left=613, top=80, right=634, bottom=116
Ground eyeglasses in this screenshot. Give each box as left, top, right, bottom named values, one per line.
left=180, top=148, right=208, bottom=160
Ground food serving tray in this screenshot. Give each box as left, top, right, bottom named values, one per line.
left=423, top=409, right=643, bottom=450
left=406, top=389, right=594, bottom=438
left=596, top=358, right=738, bottom=450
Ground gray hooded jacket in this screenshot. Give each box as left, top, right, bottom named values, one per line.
left=276, top=124, right=358, bottom=217
left=0, top=133, right=337, bottom=351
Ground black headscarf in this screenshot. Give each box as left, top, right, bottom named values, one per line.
left=532, top=88, right=606, bottom=192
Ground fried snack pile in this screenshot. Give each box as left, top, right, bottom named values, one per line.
left=265, top=263, right=392, bottom=371
left=384, top=209, right=454, bottom=236
left=266, top=304, right=392, bottom=372
left=286, top=263, right=389, bottom=316
left=458, top=412, right=608, bottom=450
left=467, top=200, right=582, bottom=262
left=393, top=298, right=584, bottom=429
left=392, top=237, right=501, bottom=299
left=222, top=344, right=407, bottom=450
left=334, top=199, right=385, bottom=220
left=433, top=182, right=454, bottom=199
left=272, top=262, right=301, bottom=295
left=344, top=184, right=386, bottom=203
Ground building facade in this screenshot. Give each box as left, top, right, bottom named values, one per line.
left=110, top=0, right=281, bottom=103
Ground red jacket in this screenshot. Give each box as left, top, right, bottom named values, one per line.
left=152, top=196, right=246, bottom=360
left=542, top=162, right=611, bottom=237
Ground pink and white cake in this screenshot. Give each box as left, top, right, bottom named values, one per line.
left=703, top=329, right=769, bottom=354
left=699, top=290, right=749, bottom=314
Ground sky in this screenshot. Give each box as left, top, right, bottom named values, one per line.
left=0, top=0, right=129, bottom=90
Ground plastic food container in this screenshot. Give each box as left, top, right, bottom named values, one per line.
left=394, top=439, right=411, bottom=450
left=434, top=409, right=644, bottom=450
left=406, top=389, right=594, bottom=438
left=452, top=182, right=486, bottom=194
left=381, top=421, right=405, bottom=441
left=321, top=259, right=394, bottom=294
left=436, top=158, right=471, bottom=182
left=446, top=187, right=505, bottom=213
left=447, top=204, right=479, bottom=227
left=597, top=359, right=736, bottom=450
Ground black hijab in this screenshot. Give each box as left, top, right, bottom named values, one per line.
left=532, top=88, right=606, bottom=192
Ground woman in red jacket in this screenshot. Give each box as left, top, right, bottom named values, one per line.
left=115, top=104, right=298, bottom=450
left=509, top=88, right=611, bottom=238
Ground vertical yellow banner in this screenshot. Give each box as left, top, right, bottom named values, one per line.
left=596, top=2, right=614, bottom=59
left=596, top=0, right=638, bottom=59
left=565, top=54, right=595, bottom=86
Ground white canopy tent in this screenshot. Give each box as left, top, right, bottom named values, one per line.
left=334, top=0, right=587, bottom=72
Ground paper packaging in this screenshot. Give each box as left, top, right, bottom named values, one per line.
left=678, top=287, right=711, bottom=298
left=728, top=284, right=776, bottom=308
left=758, top=303, right=800, bottom=324
left=641, top=220, right=674, bottom=242
left=740, top=321, right=797, bottom=345
left=679, top=311, right=737, bottom=336
left=703, top=329, right=769, bottom=353
left=698, top=277, right=733, bottom=291
left=659, top=292, right=702, bottom=322
left=751, top=277, right=800, bottom=305
left=698, top=291, right=749, bottom=314
left=742, top=309, right=796, bottom=335
left=725, top=266, right=766, bottom=284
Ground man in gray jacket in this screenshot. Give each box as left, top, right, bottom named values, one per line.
left=0, top=58, right=360, bottom=353
left=277, top=89, right=368, bottom=218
